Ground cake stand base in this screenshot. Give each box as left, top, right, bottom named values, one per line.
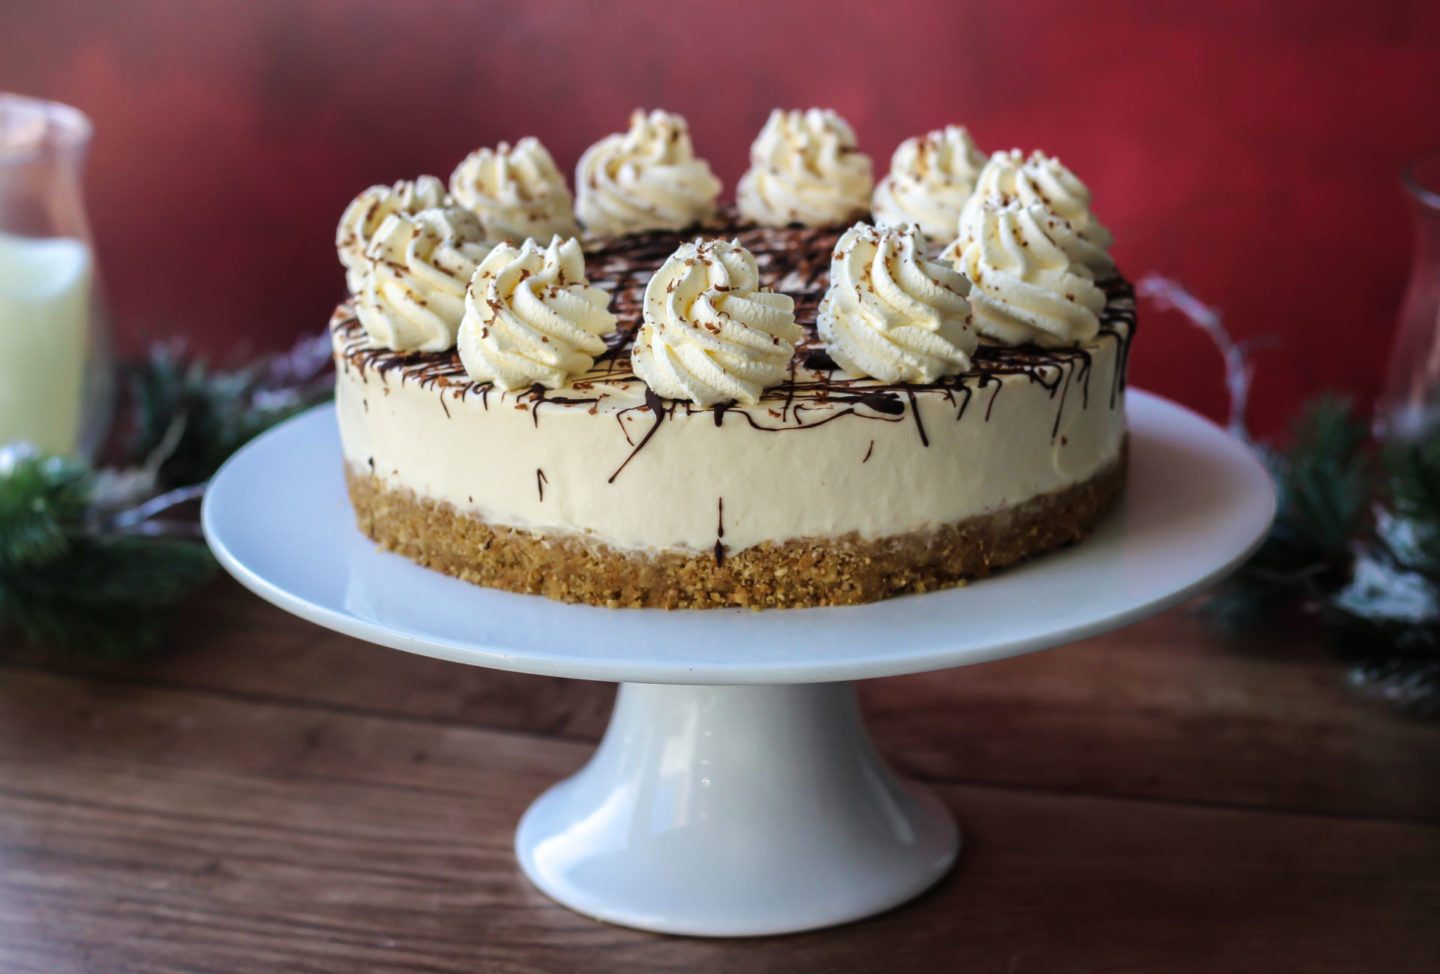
left=514, top=681, right=958, bottom=937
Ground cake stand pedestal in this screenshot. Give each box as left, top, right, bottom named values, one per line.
left=515, top=681, right=956, bottom=935
left=202, top=391, right=1274, bottom=937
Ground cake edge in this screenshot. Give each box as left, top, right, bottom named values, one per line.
left=344, top=437, right=1128, bottom=610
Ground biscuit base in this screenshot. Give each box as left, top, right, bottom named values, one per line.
left=345, top=441, right=1127, bottom=610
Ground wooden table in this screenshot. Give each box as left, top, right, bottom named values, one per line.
left=0, top=579, right=1436, bottom=973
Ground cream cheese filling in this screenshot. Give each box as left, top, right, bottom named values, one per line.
left=334, top=320, right=1128, bottom=555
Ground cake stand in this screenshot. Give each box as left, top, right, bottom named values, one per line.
left=202, top=390, right=1274, bottom=937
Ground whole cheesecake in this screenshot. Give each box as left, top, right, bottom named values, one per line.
left=331, top=110, right=1133, bottom=608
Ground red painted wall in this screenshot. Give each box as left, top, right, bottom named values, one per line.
left=5, top=0, right=1439, bottom=434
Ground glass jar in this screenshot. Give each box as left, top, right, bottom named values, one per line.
left=1376, top=149, right=1440, bottom=442
left=0, top=93, right=112, bottom=459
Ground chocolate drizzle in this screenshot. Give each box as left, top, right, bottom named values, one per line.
left=536, top=468, right=547, bottom=501
left=713, top=496, right=726, bottom=565
left=607, top=387, right=667, bottom=483
left=984, top=377, right=1002, bottom=421
left=527, top=384, right=603, bottom=427
left=904, top=389, right=929, bottom=447
left=332, top=212, right=1138, bottom=476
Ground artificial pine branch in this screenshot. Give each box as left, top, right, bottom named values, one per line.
left=1332, top=435, right=1440, bottom=712
left=1202, top=397, right=1371, bottom=633
left=127, top=335, right=332, bottom=488
left=1380, top=435, right=1440, bottom=578
left=2, top=333, right=333, bottom=657
left=0, top=450, right=89, bottom=567
left=0, top=451, right=216, bottom=657
left=1146, top=275, right=1440, bottom=715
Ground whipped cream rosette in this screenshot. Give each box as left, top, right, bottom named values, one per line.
left=737, top=108, right=873, bottom=228
left=355, top=206, right=493, bottom=352
left=950, top=149, right=1114, bottom=276
left=632, top=238, right=800, bottom=407
left=336, top=175, right=449, bottom=293
left=871, top=126, right=986, bottom=245
left=956, top=200, right=1106, bottom=347
left=818, top=223, right=977, bottom=383
left=458, top=236, right=618, bottom=390
left=575, top=110, right=721, bottom=236
left=449, top=138, right=580, bottom=243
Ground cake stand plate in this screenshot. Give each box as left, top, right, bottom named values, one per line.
left=202, top=390, right=1274, bottom=937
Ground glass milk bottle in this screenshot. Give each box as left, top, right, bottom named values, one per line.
left=0, top=94, right=111, bottom=458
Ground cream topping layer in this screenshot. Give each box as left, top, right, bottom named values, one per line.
left=458, top=236, right=618, bottom=390
left=449, top=138, right=580, bottom=243
left=336, top=176, right=449, bottom=294
left=333, top=309, right=1129, bottom=554
left=955, top=150, right=1114, bottom=276
left=871, top=126, right=986, bottom=244
left=737, top=109, right=873, bottom=228
left=958, top=201, right=1106, bottom=347
left=632, top=239, right=800, bottom=407
left=575, top=110, right=721, bottom=236
left=817, top=223, right=976, bottom=383
left=355, top=206, right=492, bottom=352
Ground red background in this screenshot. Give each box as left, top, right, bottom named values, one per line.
left=5, top=0, right=1439, bottom=435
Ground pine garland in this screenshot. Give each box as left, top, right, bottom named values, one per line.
left=0, top=451, right=215, bottom=656
left=0, top=335, right=331, bottom=657
left=1144, top=275, right=1440, bottom=716
left=128, top=336, right=332, bottom=490
left=1203, top=397, right=1372, bottom=633
left=1333, top=434, right=1440, bottom=710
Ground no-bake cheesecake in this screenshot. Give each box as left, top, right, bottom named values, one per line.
left=330, top=109, right=1134, bottom=608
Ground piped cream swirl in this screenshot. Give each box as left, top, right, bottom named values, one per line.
left=449, top=138, right=580, bottom=243
left=737, top=109, right=873, bottom=228
left=457, top=236, right=618, bottom=390
left=575, top=110, right=721, bottom=236
left=355, top=206, right=492, bottom=352
left=817, top=223, right=976, bottom=383
left=956, top=201, right=1105, bottom=347
left=336, top=176, right=449, bottom=293
left=871, top=126, right=985, bottom=245
left=952, top=149, right=1114, bottom=275
left=632, top=238, right=800, bottom=407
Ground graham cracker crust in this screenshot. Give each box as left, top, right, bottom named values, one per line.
left=343, top=440, right=1127, bottom=609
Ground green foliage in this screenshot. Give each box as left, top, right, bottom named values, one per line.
left=1380, top=435, right=1440, bottom=578
left=1334, top=434, right=1440, bottom=710
left=128, top=341, right=327, bottom=488
left=1204, top=397, right=1372, bottom=632
left=0, top=452, right=90, bottom=568
left=0, top=451, right=217, bottom=657
left=1206, top=398, right=1440, bottom=714
left=2, top=335, right=331, bottom=657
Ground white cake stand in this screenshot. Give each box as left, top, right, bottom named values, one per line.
left=202, top=390, right=1274, bottom=937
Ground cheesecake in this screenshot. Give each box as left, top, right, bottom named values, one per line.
left=330, top=110, right=1133, bottom=608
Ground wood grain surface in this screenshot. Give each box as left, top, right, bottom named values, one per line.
left=1, top=578, right=1437, bottom=973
